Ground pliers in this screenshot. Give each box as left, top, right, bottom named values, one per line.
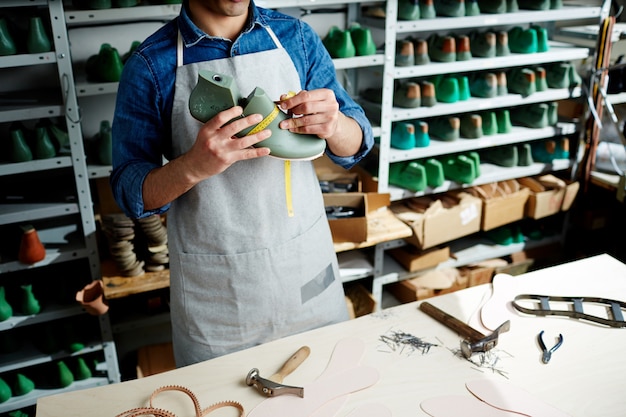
left=538, top=330, right=563, bottom=364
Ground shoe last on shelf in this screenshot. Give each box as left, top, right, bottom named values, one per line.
left=18, top=225, right=45, bottom=265
left=496, top=31, right=510, bottom=56
left=496, top=109, right=513, bottom=133
left=434, top=0, right=466, bottom=17
left=547, top=101, right=558, bottom=125
left=414, top=121, right=431, bottom=147
left=322, top=26, right=355, bottom=58
left=430, top=116, right=460, bottom=141
left=531, top=25, right=549, bottom=53
left=496, top=71, right=508, bottom=96
left=0, top=287, right=12, bottom=322
left=33, top=125, right=57, bottom=160
left=455, top=35, right=472, bottom=61
left=393, top=81, right=421, bottom=108
left=9, top=128, right=33, bottom=163
left=482, top=145, right=518, bottom=167
left=477, top=0, right=507, bottom=13
left=420, top=0, right=437, bottom=18
left=441, top=154, right=477, bottom=184
left=531, top=139, right=557, bottom=162
left=420, top=81, right=437, bottom=107
left=511, top=103, right=549, bottom=128
left=390, top=161, right=427, bottom=192
left=460, top=114, right=483, bottom=139
left=428, top=34, right=456, bottom=62
left=507, top=67, right=536, bottom=97
left=398, top=0, right=420, bottom=20
left=0, top=18, right=17, bottom=56
left=545, top=62, right=571, bottom=89
left=470, top=31, right=496, bottom=58
left=413, top=38, right=430, bottom=65
left=481, top=111, right=498, bottom=136
left=55, top=360, right=74, bottom=389
left=534, top=66, right=548, bottom=91
left=96, top=120, right=113, bottom=165
left=86, top=43, right=124, bottom=82
left=517, top=143, right=534, bottom=166
left=455, top=75, right=471, bottom=100
left=349, top=23, right=376, bottom=56
left=19, top=284, right=41, bottom=316
left=11, top=373, right=35, bottom=397
left=465, top=0, right=481, bottom=15
left=424, top=158, right=444, bottom=187
left=507, top=0, right=519, bottom=11
left=391, top=122, right=417, bottom=150
left=469, top=72, right=498, bottom=98
left=508, top=26, right=537, bottom=54
left=517, top=0, right=550, bottom=10
left=26, top=16, right=51, bottom=54
left=116, top=0, right=139, bottom=6
left=432, top=75, right=459, bottom=103
left=0, top=377, right=11, bottom=404
left=396, top=39, right=414, bottom=67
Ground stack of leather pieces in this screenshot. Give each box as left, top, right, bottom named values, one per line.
left=134, top=214, right=169, bottom=272
left=101, top=213, right=145, bottom=277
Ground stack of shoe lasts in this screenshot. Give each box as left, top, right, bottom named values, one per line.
left=135, top=215, right=169, bottom=272
left=102, top=213, right=144, bottom=277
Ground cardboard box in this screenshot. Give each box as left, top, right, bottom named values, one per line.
left=387, top=268, right=463, bottom=303
left=324, top=192, right=390, bottom=243
left=388, top=245, right=450, bottom=272
left=470, top=180, right=530, bottom=231
left=314, top=155, right=361, bottom=193
left=518, top=175, right=580, bottom=219
left=391, top=192, right=482, bottom=249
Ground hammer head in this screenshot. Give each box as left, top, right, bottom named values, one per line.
left=246, top=368, right=304, bottom=398
left=460, top=320, right=511, bottom=358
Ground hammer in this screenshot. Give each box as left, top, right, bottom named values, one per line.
left=246, top=346, right=310, bottom=398
left=419, top=302, right=510, bottom=358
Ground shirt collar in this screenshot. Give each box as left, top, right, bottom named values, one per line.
left=178, top=1, right=267, bottom=47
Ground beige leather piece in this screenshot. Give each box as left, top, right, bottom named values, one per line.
left=421, top=395, right=520, bottom=417
left=466, top=379, right=573, bottom=417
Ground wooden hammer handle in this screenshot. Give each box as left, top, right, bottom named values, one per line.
left=269, top=346, right=311, bottom=383
left=420, top=302, right=485, bottom=342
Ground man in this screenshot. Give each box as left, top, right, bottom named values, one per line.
left=111, top=0, right=374, bottom=367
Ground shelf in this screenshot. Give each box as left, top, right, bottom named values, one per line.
left=0, top=52, right=57, bottom=69
left=0, top=157, right=72, bottom=177
left=393, top=43, right=590, bottom=79
left=333, top=53, right=385, bottom=70
left=387, top=122, right=577, bottom=163
left=64, top=4, right=181, bottom=26
left=0, top=245, right=91, bottom=274
left=0, top=203, right=79, bottom=225
left=0, top=377, right=110, bottom=413
left=0, top=304, right=85, bottom=332
left=374, top=87, right=582, bottom=122
left=364, top=6, right=603, bottom=33
left=88, top=164, right=113, bottom=179
left=608, top=92, right=626, bottom=106
left=0, top=342, right=105, bottom=374
left=101, top=260, right=170, bottom=300
left=387, top=159, right=573, bottom=201
left=0, top=0, right=47, bottom=7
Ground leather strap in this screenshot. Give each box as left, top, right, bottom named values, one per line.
left=115, top=385, right=244, bottom=417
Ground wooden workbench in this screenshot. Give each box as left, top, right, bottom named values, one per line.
left=37, top=254, right=626, bottom=417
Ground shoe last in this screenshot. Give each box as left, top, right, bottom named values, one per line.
left=496, top=31, right=510, bottom=56
left=477, top=0, right=507, bottom=13
left=465, top=0, right=481, bottom=16
left=441, top=154, right=477, bottom=183
left=396, top=39, right=415, bottom=67
left=420, top=81, right=437, bottom=107
left=534, top=66, right=548, bottom=91
left=470, top=31, right=496, bottom=58
left=496, top=109, right=512, bottom=133
left=189, top=69, right=241, bottom=123
left=398, top=0, right=420, bottom=20
left=420, top=0, right=438, bottom=18
left=115, top=0, right=138, bottom=6
left=531, top=25, right=549, bottom=53
left=413, top=38, right=431, bottom=65
left=455, top=35, right=472, bottom=61
left=481, top=111, right=498, bottom=135
left=85, top=43, right=124, bottom=82
left=389, top=161, right=426, bottom=192
left=430, top=116, right=460, bottom=141
left=434, top=0, right=466, bottom=17
left=393, top=81, right=421, bottom=108
left=496, top=71, right=508, bottom=96
left=511, top=103, right=549, bottom=128
left=547, top=101, right=558, bottom=125
left=545, top=62, right=570, bottom=89
left=26, top=17, right=52, bottom=54
left=391, top=122, right=417, bottom=150
left=508, top=26, right=537, bottom=54
left=518, top=0, right=550, bottom=10
left=482, top=145, right=518, bottom=167
left=469, top=72, right=498, bottom=98
left=433, top=75, right=460, bottom=103
left=414, top=121, right=431, bottom=147
left=507, top=67, right=536, bottom=97
left=424, top=158, right=445, bottom=187
left=349, top=23, right=376, bottom=56
left=517, top=143, right=534, bottom=166
left=460, top=114, right=484, bottom=139
left=322, top=26, right=356, bottom=59
left=428, top=34, right=456, bottom=62
left=456, top=75, right=471, bottom=100
left=0, top=18, right=17, bottom=56
left=507, top=0, right=519, bottom=11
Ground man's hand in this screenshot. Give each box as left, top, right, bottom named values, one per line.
left=277, top=89, right=363, bottom=157
left=182, top=106, right=272, bottom=183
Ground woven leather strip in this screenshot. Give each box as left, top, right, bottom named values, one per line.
left=115, top=385, right=244, bottom=417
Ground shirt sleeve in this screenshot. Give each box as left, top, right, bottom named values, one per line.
left=110, top=51, right=171, bottom=219
left=292, top=21, right=374, bottom=170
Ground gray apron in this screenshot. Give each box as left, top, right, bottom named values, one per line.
left=169, top=27, right=348, bottom=366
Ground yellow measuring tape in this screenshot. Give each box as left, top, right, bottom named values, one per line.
left=245, top=98, right=295, bottom=217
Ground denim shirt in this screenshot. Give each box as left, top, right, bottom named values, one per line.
left=110, top=2, right=374, bottom=218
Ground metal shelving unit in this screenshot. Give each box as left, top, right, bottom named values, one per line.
left=0, top=0, right=120, bottom=413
